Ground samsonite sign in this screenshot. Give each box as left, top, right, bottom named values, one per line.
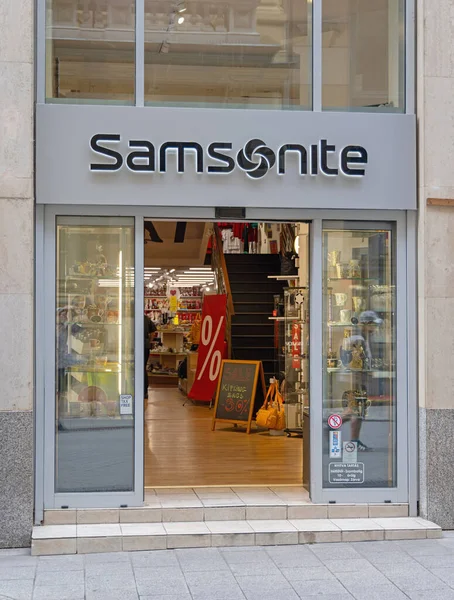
left=36, top=104, right=416, bottom=209
left=90, top=135, right=368, bottom=179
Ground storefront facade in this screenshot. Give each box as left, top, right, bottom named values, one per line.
left=32, top=0, right=418, bottom=521
left=12, top=0, right=454, bottom=549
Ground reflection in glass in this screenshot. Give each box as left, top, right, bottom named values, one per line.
left=45, top=0, right=135, bottom=103
left=322, top=226, right=397, bottom=488
left=322, top=0, right=405, bottom=112
left=55, top=217, right=135, bottom=493
left=144, top=0, right=311, bottom=110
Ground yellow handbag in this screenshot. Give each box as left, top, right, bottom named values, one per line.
left=274, top=385, right=286, bottom=431
left=256, top=384, right=278, bottom=429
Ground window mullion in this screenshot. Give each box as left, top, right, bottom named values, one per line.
left=312, top=0, right=322, bottom=112
left=135, top=0, right=145, bottom=107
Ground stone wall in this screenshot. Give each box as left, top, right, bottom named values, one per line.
left=418, top=0, right=454, bottom=528
left=0, top=0, right=34, bottom=547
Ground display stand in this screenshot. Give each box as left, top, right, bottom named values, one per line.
left=281, top=287, right=309, bottom=438
left=149, top=329, right=186, bottom=384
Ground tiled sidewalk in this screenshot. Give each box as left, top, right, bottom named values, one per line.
left=3, top=535, right=454, bottom=600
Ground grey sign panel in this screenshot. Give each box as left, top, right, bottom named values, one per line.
left=36, top=104, right=416, bottom=209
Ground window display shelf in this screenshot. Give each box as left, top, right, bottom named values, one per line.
left=328, top=277, right=378, bottom=282
left=67, top=364, right=121, bottom=374
left=66, top=274, right=120, bottom=281
left=150, top=351, right=186, bottom=356
left=68, top=322, right=120, bottom=326
left=327, top=368, right=378, bottom=374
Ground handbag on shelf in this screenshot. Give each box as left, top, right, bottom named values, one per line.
left=256, top=383, right=278, bottom=429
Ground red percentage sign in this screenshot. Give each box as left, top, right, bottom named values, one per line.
left=236, top=399, right=249, bottom=416
left=197, top=315, right=224, bottom=382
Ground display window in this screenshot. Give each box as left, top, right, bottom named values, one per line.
left=55, top=217, right=135, bottom=493
left=322, top=224, right=397, bottom=489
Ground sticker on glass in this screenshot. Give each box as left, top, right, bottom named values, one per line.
left=328, top=414, right=342, bottom=429
left=343, top=441, right=358, bottom=463
left=329, top=430, right=342, bottom=458
left=120, top=394, right=133, bottom=415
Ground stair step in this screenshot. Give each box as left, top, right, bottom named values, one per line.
left=232, top=313, right=272, bottom=325
left=235, top=306, right=274, bottom=314
left=230, top=273, right=285, bottom=283
left=232, top=324, right=274, bottom=335
left=234, top=348, right=275, bottom=360
left=230, top=282, right=285, bottom=294
left=233, top=292, right=276, bottom=303
left=32, top=515, right=439, bottom=555
left=225, top=254, right=281, bottom=264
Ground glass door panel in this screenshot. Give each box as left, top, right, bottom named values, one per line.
left=322, top=225, right=396, bottom=489
left=55, top=217, right=135, bottom=493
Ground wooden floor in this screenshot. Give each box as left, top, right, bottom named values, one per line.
left=144, top=386, right=303, bottom=487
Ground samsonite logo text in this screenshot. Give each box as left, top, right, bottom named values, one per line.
left=89, top=134, right=368, bottom=179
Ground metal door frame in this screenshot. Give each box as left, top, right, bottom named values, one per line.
left=34, top=206, right=415, bottom=517
left=39, top=206, right=145, bottom=510
left=309, top=214, right=410, bottom=504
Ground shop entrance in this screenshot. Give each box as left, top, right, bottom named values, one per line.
left=143, top=220, right=310, bottom=489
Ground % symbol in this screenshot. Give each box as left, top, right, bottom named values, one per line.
left=225, top=398, right=249, bottom=416
left=197, top=315, right=224, bottom=382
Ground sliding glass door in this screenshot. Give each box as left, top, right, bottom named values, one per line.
left=43, top=214, right=144, bottom=508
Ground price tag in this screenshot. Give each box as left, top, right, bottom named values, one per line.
left=120, top=394, right=133, bottom=415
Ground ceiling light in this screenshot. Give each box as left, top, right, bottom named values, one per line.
left=189, top=267, right=212, bottom=271
left=169, top=269, right=175, bottom=273
left=178, top=16, right=185, bottom=24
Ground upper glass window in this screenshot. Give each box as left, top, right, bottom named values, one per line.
left=322, top=0, right=405, bottom=112
left=144, top=0, right=312, bottom=110
left=43, top=1, right=408, bottom=113
left=45, top=0, right=136, bottom=104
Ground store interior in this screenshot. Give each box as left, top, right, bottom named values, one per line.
left=55, top=218, right=394, bottom=493
left=143, top=220, right=309, bottom=488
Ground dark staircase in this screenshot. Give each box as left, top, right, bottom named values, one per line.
left=225, top=254, right=285, bottom=392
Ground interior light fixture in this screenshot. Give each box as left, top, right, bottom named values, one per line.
left=176, top=0, right=187, bottom=12
left=178, top=16, right=185, bottom=24
left=169, top=269, right=175, bottom=273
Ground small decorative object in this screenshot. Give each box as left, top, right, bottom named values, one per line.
left=350, top=341, right=366, bottom=369
left=342, top=389, right=370, bottom=419
left=352, top=296, right=366, bottom=312
left=340, top=309, right=352, bottom=324
left=349, top=259, right=361, bottom=279
left=327, top=350, right=341, bottom=369
left=334, top=293, right=348, bottom=307
left=328, top=250, right=341, bottom=266
left=336, top=263, right=349, bottom=279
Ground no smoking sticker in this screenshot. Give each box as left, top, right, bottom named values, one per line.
left=328, top=414, right=342, bottom=429
left=343, top=441, right=358, bottom=463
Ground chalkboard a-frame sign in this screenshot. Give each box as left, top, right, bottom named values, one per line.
left=212, top=360, right=266, bottom=435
